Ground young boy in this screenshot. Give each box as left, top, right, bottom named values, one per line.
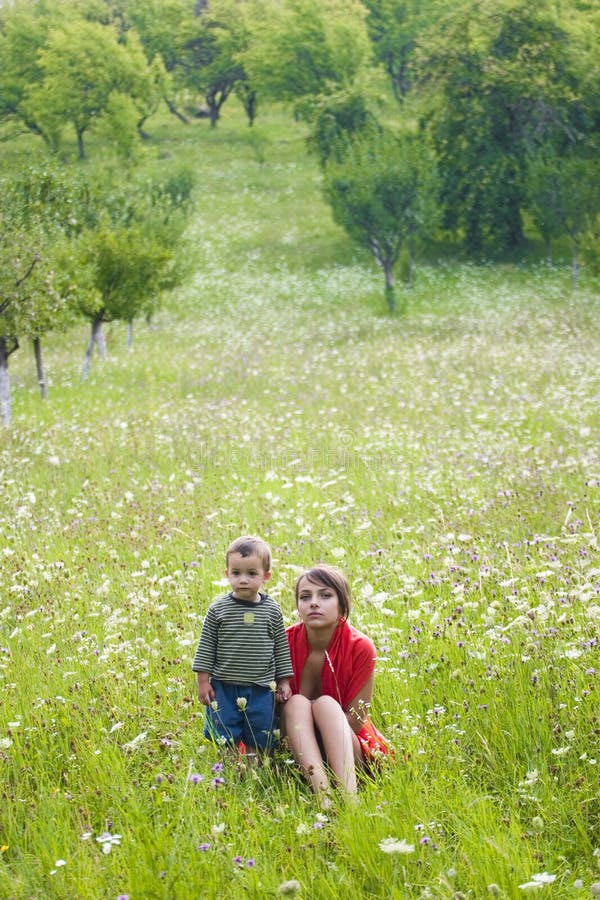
left=192, top=535, right=293, bottom=751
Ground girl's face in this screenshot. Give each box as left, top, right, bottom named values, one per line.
left=296, top=575, right=341, bottom=629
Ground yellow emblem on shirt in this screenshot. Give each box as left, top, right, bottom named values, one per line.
left=244, top=612, right=255, bottom=624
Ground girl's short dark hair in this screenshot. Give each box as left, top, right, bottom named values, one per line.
left=295, top=565, right=352, bottom=620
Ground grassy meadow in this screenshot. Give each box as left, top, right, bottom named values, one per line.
left=1, top=102, right=600, bottom=898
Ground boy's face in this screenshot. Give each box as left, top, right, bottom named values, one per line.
left=226, top=552, right=271, bottom=602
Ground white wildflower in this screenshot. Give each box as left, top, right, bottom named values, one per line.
left=519, top=872, right=556, bottom=891
left=379, top=837, right=415, bottom=854
left=121, top=731, right=148, bottom=752
left=96, top=832, right=122, bottom=854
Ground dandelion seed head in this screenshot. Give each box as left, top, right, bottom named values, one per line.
left=278, top=879, right=301, bottom=895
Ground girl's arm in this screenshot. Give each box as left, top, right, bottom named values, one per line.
left=345, top=671, right=375, bottom=733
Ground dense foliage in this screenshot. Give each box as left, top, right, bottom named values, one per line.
left=0, top=0, right=599, bottom=402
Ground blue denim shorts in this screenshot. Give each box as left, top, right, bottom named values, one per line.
left=203, top=680, right=277, bottom=750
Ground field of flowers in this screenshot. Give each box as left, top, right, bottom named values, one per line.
left=1, top=107, right=599, bottom=898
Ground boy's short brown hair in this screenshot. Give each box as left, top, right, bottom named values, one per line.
left=295, top=564, right=352, bottom=620
left=226, top=535, right=272, bottom=572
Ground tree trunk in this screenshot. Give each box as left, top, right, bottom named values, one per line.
left=33, top=337, right=47, bottom=399
left=127, top=321, right=133, bottom=348
left=77, top=127, right=85, bottom=160
left=383, top=260, right=396, bottom=313
left=82, top=316, right=105, bottom=381
left=0, top=337, right=11, bottom=426
left=242, top=89, right=257, bottom=126
left=137, top=116, right=152, bottom=141
left=95, top=321, right=107, bottom=359
left=572, top=245, right=579, bottom=290
left=164, top=97, right=189, bottom=125
left=406, top=240, right=414, bottom=289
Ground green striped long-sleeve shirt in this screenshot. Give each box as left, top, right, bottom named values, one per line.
left=192, top=592, right=294, bottom=686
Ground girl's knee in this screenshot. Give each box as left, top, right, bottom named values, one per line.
left=280, top=694, right=312, bottom=734
left=313, top=695, right=343, bottom=716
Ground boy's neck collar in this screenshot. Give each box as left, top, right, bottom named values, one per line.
left=230, top=590, right=265, bottom=604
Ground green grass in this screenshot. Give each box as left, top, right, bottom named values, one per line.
left=1, top=101, right=599, bottom=898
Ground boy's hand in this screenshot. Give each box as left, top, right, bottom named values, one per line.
left=276, top=679, right=292, bottom=702
left=196, top=674, right=215, bottom=706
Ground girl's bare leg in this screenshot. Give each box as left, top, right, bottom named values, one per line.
left=312, top=696, right=358, bottom=795
left=281, top=695, right=331, bottom=793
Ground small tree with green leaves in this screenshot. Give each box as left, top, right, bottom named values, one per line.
left=241, top=0, right=371, bottom=118
left=324, top=129, right=439, bottom=312
left=527, top=153, right=600, bottom=287
left=306, top=86, right=377, bottom=167
left=0, top=160, right=91, bottom=422
left=78, top=166, right=195, bottom=378
left=25, top=20, right=165, bottom=158
left=581, top=214, right=600, bottom=284
left=176, top=0, right=255, bottom=127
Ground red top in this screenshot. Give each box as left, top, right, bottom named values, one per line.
left=286, top=619, right=377, bottom=709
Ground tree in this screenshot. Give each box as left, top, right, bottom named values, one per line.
left=78, top=224, right=171, bottom=377
left=114, top=0, right=198, bottom=124
left=241, top=0, right=371, bottom=116
left=414, top=0, right=596, bottom=253
left=306, top=86, right=378, bottom=167
left=581, top=215, right=600, bottom=283
left=0, top=0, right=54, bottom=139
left=24, top=19, right=165, bottom=158
left=324, top=129, right=439, bottom=312
left=0, top=162, right=88, bottom=423
left=527, top=152, right=600, bottom=287
left=176, top=0, right=250, bottom=127
left=78, top=166, right=195, bottom=378
left=362, top=0, right=443, bottom=101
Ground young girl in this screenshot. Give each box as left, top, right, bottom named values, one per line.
left=281, top=565, right=390, bottom=798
